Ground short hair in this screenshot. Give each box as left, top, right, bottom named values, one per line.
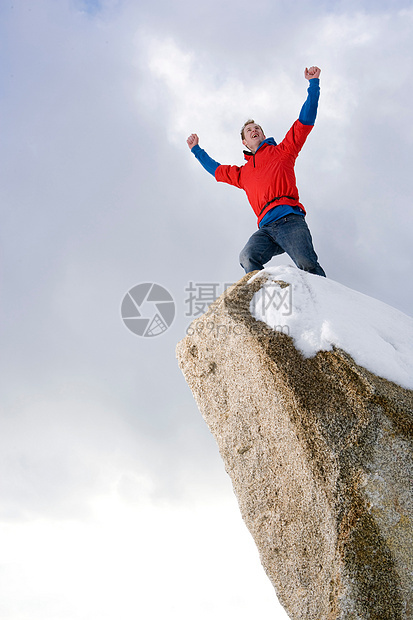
left=240, top=119, right=263, bottom=140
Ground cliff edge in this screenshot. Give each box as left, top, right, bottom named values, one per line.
left=176, top=266, right=413, bottom=620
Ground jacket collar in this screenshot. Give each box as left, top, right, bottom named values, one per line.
left=243, top=137, right=277, bottom=160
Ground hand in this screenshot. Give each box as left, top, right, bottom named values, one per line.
left=187, top=133, right=199, bottom=150
left=304, top=66, right=321, bottom=80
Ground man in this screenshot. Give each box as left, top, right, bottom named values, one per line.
left=186, top=66, right=326, bottom=277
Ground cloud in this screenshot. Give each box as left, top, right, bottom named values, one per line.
left=0, top=495, right=285, bottom=619
left=0, top=1, right=412, bottom=618
left=135, top=8, right=413, bottom=312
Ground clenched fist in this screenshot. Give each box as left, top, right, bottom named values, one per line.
left=186, top=133, right=199, bottom=150
left=304, top=66, right=321, bottom=80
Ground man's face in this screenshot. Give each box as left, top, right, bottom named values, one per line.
left=242, top=123, right=266, bottom=153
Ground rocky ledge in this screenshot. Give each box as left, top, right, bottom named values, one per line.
left=176, top=269, right=413, bottom=620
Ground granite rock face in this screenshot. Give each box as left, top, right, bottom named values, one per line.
left=176, top=273, right=413, bottom=620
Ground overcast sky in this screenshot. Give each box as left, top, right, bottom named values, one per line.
left=1, top=1, right=412, bottom=618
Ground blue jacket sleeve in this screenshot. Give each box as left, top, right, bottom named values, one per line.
left=298, top=78, right=320, bottom=126
left=191, top=144, right=221, bottom=176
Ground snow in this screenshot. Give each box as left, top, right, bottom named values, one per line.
left=249, top=265, right=413, bottom=390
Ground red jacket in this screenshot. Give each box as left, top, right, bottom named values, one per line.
left=214, top=120, right=313, bottom=226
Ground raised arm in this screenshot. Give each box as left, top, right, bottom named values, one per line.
left=186, top=133, right=221, bottom=177
left=299, top=66, right=321, bottom=126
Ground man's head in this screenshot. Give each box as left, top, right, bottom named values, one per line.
left=240, top=119, right=266, bottom=153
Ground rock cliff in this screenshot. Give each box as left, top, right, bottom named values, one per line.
left=176, top=268, right=413, bottom=620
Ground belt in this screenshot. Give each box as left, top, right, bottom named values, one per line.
left=259, top=196, right=297, bottom=216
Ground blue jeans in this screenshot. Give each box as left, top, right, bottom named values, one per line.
left=239, top=214, right=326, bottom=276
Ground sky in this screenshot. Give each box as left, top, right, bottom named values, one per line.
left=0, top=0, right=412, bottom=618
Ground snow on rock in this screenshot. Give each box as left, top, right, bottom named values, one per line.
left=249, top=265, right=413, bottom=390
